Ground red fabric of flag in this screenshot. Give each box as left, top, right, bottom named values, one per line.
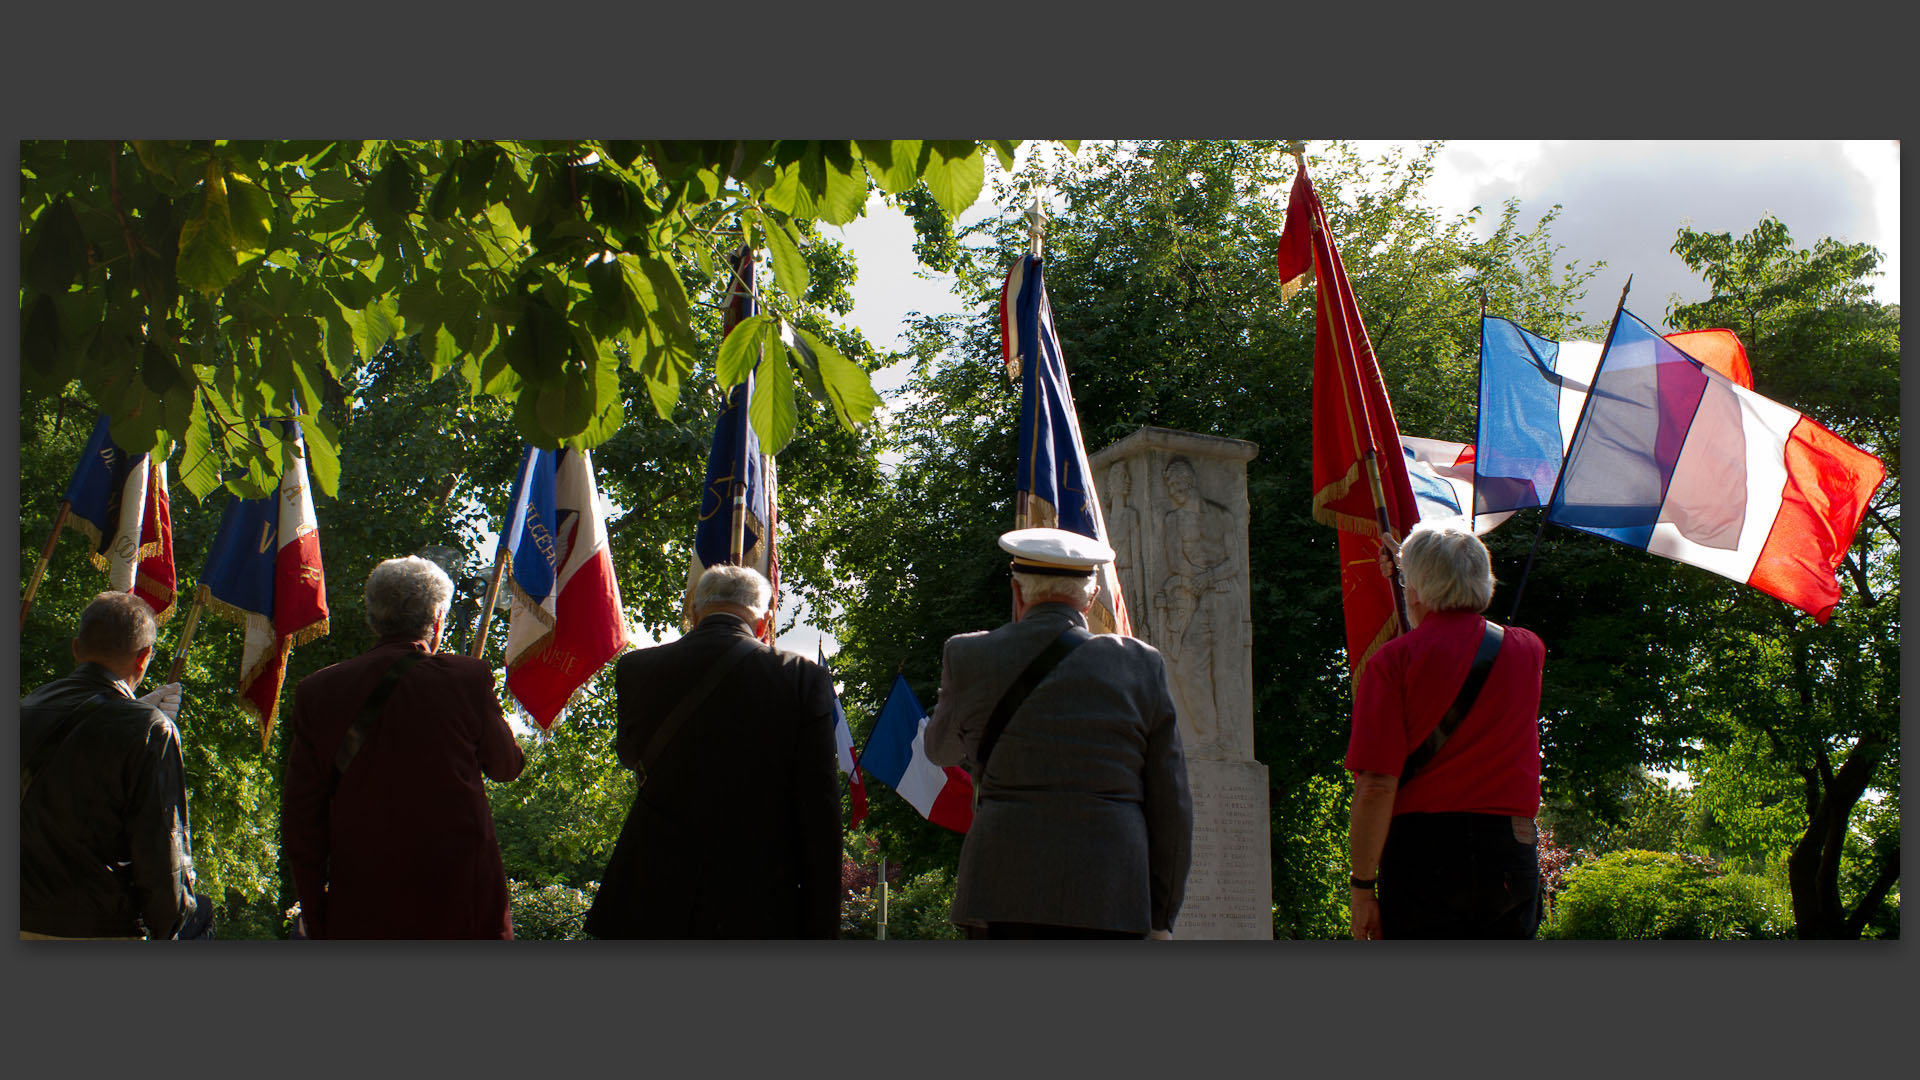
left=1276, top=161, right=1420, bottom=673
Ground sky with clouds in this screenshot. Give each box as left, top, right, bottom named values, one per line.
left=833, top=139, right=1899, bottom=373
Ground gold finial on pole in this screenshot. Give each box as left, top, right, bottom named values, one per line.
left=1027, top=192, right=1046, bottom=258
left=1285, top=139, right=1307, bottom=169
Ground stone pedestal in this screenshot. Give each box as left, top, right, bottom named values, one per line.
left=1091, top=427, right=1270, bottom=940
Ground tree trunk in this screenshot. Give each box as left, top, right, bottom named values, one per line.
left=1785, top=732, right=1890, bottom=939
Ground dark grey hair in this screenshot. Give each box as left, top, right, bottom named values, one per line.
left=365, top=556, right=455, bottom=640
left=74, top=591, right=157, bottom=661
left=1400, top=522, right=1496, bottom=613
left=693, top=564, right=772, bottom=620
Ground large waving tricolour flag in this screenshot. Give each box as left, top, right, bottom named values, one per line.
left=685, top=251, right=778, bottom=640
left=1275, top=158, right=1420, bottom=673
left=1002, top=254, right=1130, bottom=636
left=820, top=643, right=869, bottom=828
left=63, top=414, right=177, bottom=620
left=1475, top=316, right=1754, bottom=525
left=1547, top=309, right=1884, bottom=622
left=1400, top=436, right=1513, bottom=536
left=500, top=446, right=627, bottom=729
left=198, top=419, right=329, bottom=745
left=860, top=675, right=972, bottom=833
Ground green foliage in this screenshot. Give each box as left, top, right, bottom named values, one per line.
left=491, top=679, right=633, bottom=890
left=1656, top=215, right=1900, bottom=939
left=20, top=139, right=1064, bottom=496
left=841, top=866, right=964, bottom=940
left=1545, top=850, right=1793, bottom=940
left=507, top=880, right=598, bottom=941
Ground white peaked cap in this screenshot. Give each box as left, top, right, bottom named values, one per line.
left=998, top=527, right=1114, bottom=573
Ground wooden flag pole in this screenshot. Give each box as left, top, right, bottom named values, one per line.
left=1507, top=274, right=1633, bottom=621
left=165, top=588, right=207, bottom=684
left=469, top=546, right=510, bottom=659
left=20, top=501, right=72, bottom=629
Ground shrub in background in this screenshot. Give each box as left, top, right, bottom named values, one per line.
left=1545, top=849, right=1791, bottom=940
left=509, top=880, right=597, bottom=941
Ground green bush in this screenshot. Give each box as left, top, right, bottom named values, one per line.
left=509, top=880, right=597, bottom=941
left=841, top=867, right=964, bottom=940
left=1545, top=849, right=1791, bottom=940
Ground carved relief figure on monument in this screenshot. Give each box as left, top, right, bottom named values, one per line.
left=1153, top=456, right=1240, bottom=757
left=1103, top=460, right=1148, bottom=641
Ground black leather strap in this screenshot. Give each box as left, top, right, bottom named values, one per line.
left=636, top=635, right=763, bottom=787
left=21, top=692, right=110, bottom=803
left=331, top=650, right=432, bottom=794
left=1399, top=621, right=1506, bottom=786
left=976, top=624, right=1093, bottom=779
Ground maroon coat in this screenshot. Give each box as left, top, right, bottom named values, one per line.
left=282, top=639, right=526, bottom=939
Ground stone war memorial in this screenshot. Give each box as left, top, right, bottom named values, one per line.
left=1092, top=427, right=1272, bottom=940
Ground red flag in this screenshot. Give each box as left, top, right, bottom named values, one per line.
left=132, top=459, right=177, bottom=622
left=1276, top=160, right=1420, bottom=673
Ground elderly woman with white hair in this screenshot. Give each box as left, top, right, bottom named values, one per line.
left=282, top=555, right=526, bottom=939
left=1344, top=521, right=1546, bottom=940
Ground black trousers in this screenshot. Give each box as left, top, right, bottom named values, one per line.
left=1379, top=811, right=1540, bottom=940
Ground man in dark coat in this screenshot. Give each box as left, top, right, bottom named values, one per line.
left=585, top=564, right=840, bottom=939
left=926, top=528, right=1193, bottom=939
left=282, top=555, right=526, bottom=939
left=21, top=592, right=203, bottom=940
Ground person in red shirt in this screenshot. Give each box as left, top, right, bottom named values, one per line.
left=1344, top=522, right=1545, bottom=939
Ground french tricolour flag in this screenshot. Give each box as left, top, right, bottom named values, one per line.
left=820, top=644, right=869, bottom=827
left=501, top=446, right=628, bottom=729
left=1547, top=309, right=1884, bottom=622
left=1401, top=436, right=1513, bottom=536
left=64, top=414, right=177, bottom=620
left=860, top=675, right=972, bottom=833
left=198, top=418, right=329, bottom=744
left=1002, top=254, right=1131, bottom=637
left=1475, top=316, right=1754, bottom=524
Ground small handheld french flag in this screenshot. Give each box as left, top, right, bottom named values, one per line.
left=820, top=644, right=869, bottom=828
left=859, top=675, right=972, bottom=833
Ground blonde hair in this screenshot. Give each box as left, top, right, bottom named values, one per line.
left=1400, top=522, right=1495, bottom=613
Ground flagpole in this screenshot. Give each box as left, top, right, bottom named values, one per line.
left=469, top=546, right=510, bottom=658
left=1507, top=275, right=1632, bottom=621
left=1473, top=292, right=1487, bottom=535
left=1013, top=194, right=1047, bottom=535
left=1295, top=146, right=1412, bottom=632
left=726, top=246, right=755, bottom=566
left=876, top=849, right=889, bottom=940
left=164, top=587, right=207, bottom=683
left=20, top=501, right=72, bottom=629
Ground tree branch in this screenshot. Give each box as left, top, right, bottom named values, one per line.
left=1841, top=841, right=1900, bottom=939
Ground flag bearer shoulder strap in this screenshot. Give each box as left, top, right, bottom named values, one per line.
left=636, top=635, right=763, bottom=788
left=331, top=649, right=433, bottom=796
left=977, top=624, right=1093, bottom=776
left=1399, top=620, right=1506, bottom=786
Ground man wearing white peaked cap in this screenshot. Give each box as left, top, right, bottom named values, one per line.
left=925, top=527, right=1192, bottom=939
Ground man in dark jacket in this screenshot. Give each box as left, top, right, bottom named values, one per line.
left=926, top=528, right=1192, bottom=939
left=586, top=565, right=840, bottom=938
left=21, top=592, right=202, bottom=940
left=282, top=555, right=526, bottom=939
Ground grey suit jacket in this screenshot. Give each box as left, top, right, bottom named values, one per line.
left=926, top=602, right=1192, bottom=933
